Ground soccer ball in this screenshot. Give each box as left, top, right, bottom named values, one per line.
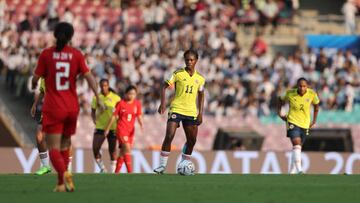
left=177, top=160, right=195, bottom=176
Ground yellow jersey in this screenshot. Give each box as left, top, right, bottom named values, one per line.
left=281, top=88, right=320, bottom=129
left=91, top=91, right=121, bottom=130
left=165, top=68, right=205, bottom=117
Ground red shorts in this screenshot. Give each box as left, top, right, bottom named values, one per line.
left=42, top=110, right=79, bottom=137
left=117, top=129, right=134, bottom=145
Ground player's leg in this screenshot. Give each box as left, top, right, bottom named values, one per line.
left=107, top=131, right=117, bottom=173
left=60, top=111, right=79, bottom=192
left=115, top=136, right=125, bottom=173
left=154, top=121, right=178, bottom=174
left=181, top=124, right=198, bottom=162
left=288, top=123, right=303, bottom=174
left=122, top=134, right=133, bottom=173
left=67, top=146, right=73, bottom=172
left=46, top=133, right=68, bottom=192
left=92, top=129, right=107, bottom=172
left=60, top=135, right=74, bottom=192
left=35, top=125, right=52, bottom=175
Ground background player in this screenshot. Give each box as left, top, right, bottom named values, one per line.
left=277, top=77, right=319, bottom=174
left=32, top=22, right=99, bottom=192
left=153, top=49, right=205, bottom=174
left=91, top=78, right=120, bottom=173
left=104, top=85, right=143, bottom=173
left=30, top=78, right=51, bottom=175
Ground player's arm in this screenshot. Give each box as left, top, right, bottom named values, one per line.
left=277, top=95, right=287, bottom=122
left=137, top=115, right=144, bottom=130
left=310, top=103, right=320, bottom=128
left=104, top=114, right=118, bottom=137
left=31, top=75, right=40, bottom=90
left=84, top=72, right=100, bottom=105
left=197, top=89, right=205, bottom=125
left=158, top=82, right=170, bottom=114
left=31, top=90, right=44, bottom=118
left=91, top=108, right=96, bottom=125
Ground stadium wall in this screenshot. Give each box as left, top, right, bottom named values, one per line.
left=73, top=115, right=360, bottom=152
left=0, top=148, right=359, bottom=174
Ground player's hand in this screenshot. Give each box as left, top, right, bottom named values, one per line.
left=197, top=114, right=203, bottom=125
left=30, top=104, right=36, bottom=118
left=310, top=120, right=316, bottom=128
left=98, top=100, right=106, bottom=111
left=158, top=104, right=166, bottom=114
left=278, top=113, right=287, bottom=122
left=104, top=129, right=109, bottom=137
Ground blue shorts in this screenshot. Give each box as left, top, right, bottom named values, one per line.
left=168, top=112, right=199, bottom=127
left=287, top=122, right=309, bottom=144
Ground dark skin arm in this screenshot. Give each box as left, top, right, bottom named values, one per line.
left=277, top=97, right=287, bottom=122
left=91, top=108, right=96, bottom=125
left=197, top=90, right=204, bottom=125
left=158, top=82, right=170, bottom=114
left=310, top=103, right=319, bottom=128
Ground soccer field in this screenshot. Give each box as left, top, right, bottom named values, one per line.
left=1, top=174, right=359, bottom=203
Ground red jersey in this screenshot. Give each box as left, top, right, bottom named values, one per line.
left=113, top=99, right=142, bottom=136
left=34, top=45, right=89, bottom=112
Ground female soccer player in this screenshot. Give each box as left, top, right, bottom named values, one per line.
left=32, top=22, right=99, bottom=192
left=91, top=78, right=120, bottom=173
left=31, top=78, right=51, bottom=175
left=277, top=77, right=319, bottom=174
left=153, top=49, right=205, bottom=174
left=104, top=85, right=143, bottom=173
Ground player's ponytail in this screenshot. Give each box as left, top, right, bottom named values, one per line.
left=54, top=22, right=74, bottom=51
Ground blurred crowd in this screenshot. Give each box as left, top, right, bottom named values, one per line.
left=0, top=0, right=359, bottom=118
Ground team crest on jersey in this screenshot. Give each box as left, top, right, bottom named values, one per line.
left=195, top=79, right=199, bottom=84
left=306, top=98, right=310, bottom=103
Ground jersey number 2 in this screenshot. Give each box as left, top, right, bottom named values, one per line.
left=56, top=62, right=70, bottom=90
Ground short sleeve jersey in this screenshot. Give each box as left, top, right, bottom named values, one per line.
left=165, top=68, right=205, bottom=117
left=91, top=91, right=121, bottom=130
left=113, top=99, right=142, bottom=136
left=280, top=88, right=320, bottom=129
left=34, top=45, right=90, bottom=112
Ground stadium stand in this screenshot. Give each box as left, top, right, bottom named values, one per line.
left=0, top=0, right=359, bottom=151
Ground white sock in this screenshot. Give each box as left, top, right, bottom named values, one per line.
left=39, top=151, right=49, bottom=167
left=159, top=151, right=170, bottom=168
left=110, top=160, right=117, bottom=173
left=95, top=158, right=105, bottom=170
left=293, top=145, right=302, bottom=173
left=181, top=153, right=191, bottom=162
left=289, top=151, right=297, bottom=174
left=68, top=156, right=73, bottom=172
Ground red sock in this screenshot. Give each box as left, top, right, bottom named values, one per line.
left=49, top=149, right=66, bottom=185
left=115, top=156, right=124, bottom=173
left=124, top=153, right=132, bottom=173
left=60, top=149, right=70, bottom=170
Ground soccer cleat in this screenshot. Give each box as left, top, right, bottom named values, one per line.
left=53, top=184, right=67, bottom=192
left=35, top=166, right=52, bottom=175
left=64, top=171, right=75, bottom=192
left=153, top=166, right=166, bottom=174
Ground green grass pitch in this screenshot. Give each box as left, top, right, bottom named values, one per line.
left=0, top=174, right=359, bottom=203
